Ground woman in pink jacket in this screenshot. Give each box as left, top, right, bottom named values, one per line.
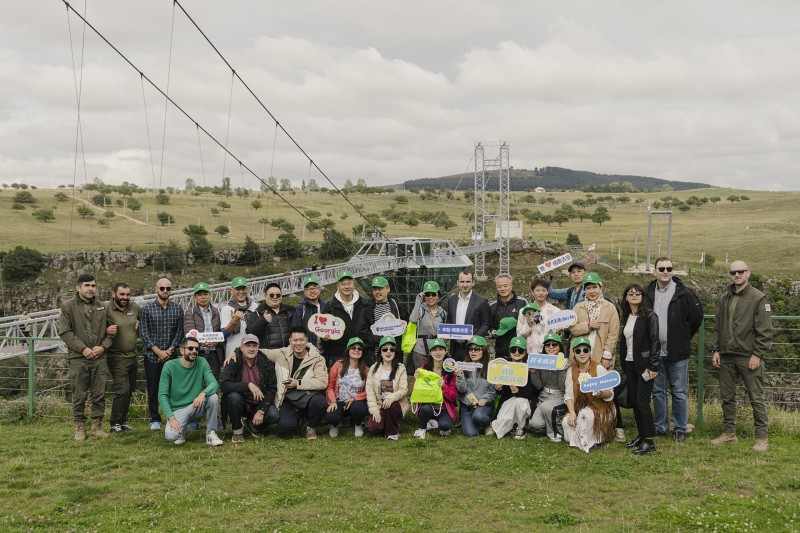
left=323, top=337, right=368, bottom=437
left=413, top=338, right=458, bottom=439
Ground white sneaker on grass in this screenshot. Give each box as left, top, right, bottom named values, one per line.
left=426, top=420, right=439, bottom=430
left=173, top=436, right=186, bottom=446
left=206, top=431, right=223, bottom=446
left=329, top=425, right=339, bottom=438
left=149, top=421, right=161, bottom=431
left=413, top=429, right=426, bottom=439
left=615, top=428, right=626, bottom=443
left=354, top=424, right=364, bottom=438
left=386, top=434, right=399, bottom=440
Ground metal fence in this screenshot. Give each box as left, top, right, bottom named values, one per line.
left=2, top=316, right=799, bottom=433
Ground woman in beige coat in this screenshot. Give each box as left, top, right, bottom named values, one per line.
left=570, top=272, right=620, bottom=369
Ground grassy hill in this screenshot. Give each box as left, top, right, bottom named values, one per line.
left=1, top=186, right=798, bottom=278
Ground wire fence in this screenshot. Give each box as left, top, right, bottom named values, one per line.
left=2, top=318, right=799, bottom=434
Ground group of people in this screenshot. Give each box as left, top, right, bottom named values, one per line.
left=58, top=256, right=773, bottom=452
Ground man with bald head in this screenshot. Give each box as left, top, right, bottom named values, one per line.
left=711, top=261, right=773, bottom=452
left=140, top=277, right=185, bottom=430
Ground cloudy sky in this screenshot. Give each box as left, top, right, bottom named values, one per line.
left=1, top=1, right=799, bottom=191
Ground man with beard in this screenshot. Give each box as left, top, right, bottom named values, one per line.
left=444, top=269, right=490, bottom=361
left=221, top=276, right=258, bottom=360
left=105, top=282, right=140, bottom=434
left=58, top=274, right=114, bottom=441
left=140, top=277, right=184, bottom=430
left=159, top=336, right=223, bottom=446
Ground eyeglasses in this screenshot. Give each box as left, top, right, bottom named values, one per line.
left=543, top=342, right=560, bottom=348
left=627, top=291, right=642, bottom=297
left=574, top=347, right=591, bottom=355
left=729, top=269, right=748, bottom=276
left=184, top=346, right=198, bottom=352
left=424, top=293, right=438, bottom=297
left=468, top=346, right=482, bottom=352
left=657, top=266, right=673, bottom=273
left=304, top=286, right=319, bottom=291
left=158, top=286, right=172, bottom=292
left=349, top=345, right=363, bottom=351
left=509, top=347, right=526, bottom=354
left=266, top=293, right=282, bottom=299
left=381, top=346, right=396, bottom=353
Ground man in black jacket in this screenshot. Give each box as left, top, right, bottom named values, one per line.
left=247, top=283, right=294, bottom=349
left=321, top=270, right=364, bottom=366
left=220, top=334, right=279, bottom=442
left=488, top=274, right=528, bottom=357
left=643, top=257, right=703, bottom=442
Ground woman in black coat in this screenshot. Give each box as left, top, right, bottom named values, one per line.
left=618, top=283, right=660, bottom=455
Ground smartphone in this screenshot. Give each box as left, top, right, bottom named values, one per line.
left=641, top=370, right=652, bottom=382
left=282, top=379, right=292, bottom=385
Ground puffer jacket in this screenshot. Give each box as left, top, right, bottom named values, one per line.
left=248, top=303, right=294, bottom=349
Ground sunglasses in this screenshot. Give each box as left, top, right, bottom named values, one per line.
left=381, top=346, right=396, bottom=353
left=627, top=291, right=642, bottom=297
left=468, top=346, right=482, bottom=352
left=657, top=266, right=673, bottom=273
left=424, top=293, right=438, bottom=297
left=349, top=345, right=364, bottom=351
left=729, top=269, right=748, bottom=276
left=266, top=293, right=282, bottom=299
left=158, top=286, right=172, bottom=292
left=509, top=347, right=526, bottom=354
left=184, top=346, right=199, bottom=352
left=543, top=342, right=560, bottom=348
left=574, top=347, right=591, bottom=355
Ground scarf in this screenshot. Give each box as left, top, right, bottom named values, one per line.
left=227, top=297, right=252, bottom=313
left=571, top=361, right=616, bottom=442
left=583, top=298, right=603, bottom=349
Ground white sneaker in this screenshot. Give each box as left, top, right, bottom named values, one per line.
left=329, top=425, right=339, bottom=438
left=515, top=427, right=526, bottom=440
left=149, top=421, right=161, bottom=431
left=354, top=424, right=364, bottom=438
left=485, top=426, right=495, bottom=437
left=426, top=420, right=439, bottom=430
left=615, top=428, right=626, bottom=443
left=386, top=434, right=399, bottom=440
left=206, top=431, right=223, bottom=446
left=439, top=429, right=451, bottom=436
left=173, top=436, right=186, bottom=446
left=413, top=429, right=427, bottom=439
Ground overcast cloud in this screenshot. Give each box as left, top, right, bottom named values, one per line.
left=1, top=1, right=798, bottom=191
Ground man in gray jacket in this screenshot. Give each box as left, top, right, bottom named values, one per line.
left=58, top=274, right=114, bottom=441
left=711, top=260, right=773, bottom=452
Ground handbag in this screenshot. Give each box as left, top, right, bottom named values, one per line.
left=285, top=389, right=320, bottom=410
left=410, top=368, right=444, bottom=405
left=401, top=322, right=417, bottom=354
left=613, top=381, right=631, bottom=409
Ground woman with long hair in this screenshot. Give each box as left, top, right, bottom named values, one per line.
left=529, top=332, right=569, bottom=442
left=365, top=336, right=409, bottom=440
left=324, top=337, right=369, bottom=438
left=455, top=335, right=495, bottom=437
left=619, top=283, right=660, bottom=455
left=413, top=338, right=458, bottom=439
left=408, top=280, right=447, bottom=370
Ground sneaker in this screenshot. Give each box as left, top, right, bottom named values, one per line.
left=120, top=423, right=135, bottom=432
left=711, top=433, right=738, bottom=446
left=188, top=421, right=200, bottom=431
left=672, top=431, right=687, bottom=443
left=514, top=427, right=526, bottom=440
left=149, top=421, right=161, bottom=431
left=485, top=426, right=495, bottom=437
left=615, top=428, right=626, bottom=443
left=386, top=434, right=399, bottom=441
left=413, top=429, right=427, bottom=439
left=439, top=429, right=451, bottom=436
left=329, top=425, right=339, bottom=438
left=109, top=424, right=125, bottom=435
left=231, top=430, right=244, bottom=443
left=173, top=436, right=186, bottom=446
left=354, top=424, right=364, bottom=438
left=306, top=427, right=318, bottom=441
left=206, top=431, right=224, bottom=446
left=426, top=420, right=439, bottom=430
left=752, top=439, right=768, bottom=452
left=241, top=418, right=262, bottom=438
left=550, top=434, right=563, bottom=443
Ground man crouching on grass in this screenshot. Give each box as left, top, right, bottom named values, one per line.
left=158, top=335, right=223, bottom=446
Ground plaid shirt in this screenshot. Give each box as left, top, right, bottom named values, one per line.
left=140, top=299, right=184, bottom=363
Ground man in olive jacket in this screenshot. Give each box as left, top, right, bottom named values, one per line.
left=711, top=260, right=773, bottom=452
left=58, top=274, right=114, bottom=441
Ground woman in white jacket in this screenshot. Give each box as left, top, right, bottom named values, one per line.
left=365, top=336, right=409, bottom=440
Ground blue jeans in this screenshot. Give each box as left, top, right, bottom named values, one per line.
left=164, top=394, right=221, bottom=442
left=652, top=357, right=689, bottom=433
left=460, top=404, right=493, bottom=437
left=416, top=404, right=453, bottom=431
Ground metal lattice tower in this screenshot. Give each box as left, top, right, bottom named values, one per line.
left=473, top=142, right=511, bottom=281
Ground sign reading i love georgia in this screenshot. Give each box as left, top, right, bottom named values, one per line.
left=537, top=252, right=573, bottom=275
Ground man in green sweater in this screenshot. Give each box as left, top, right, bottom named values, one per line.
left=158, top=335, right=223, bottom=446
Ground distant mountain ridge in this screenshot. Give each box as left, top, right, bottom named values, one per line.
left=403, top=166, right=710, bottom=192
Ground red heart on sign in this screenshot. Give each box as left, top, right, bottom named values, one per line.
left=545, top=261, right=552, bottom=268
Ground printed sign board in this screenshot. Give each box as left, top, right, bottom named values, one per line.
left=455, top=361, right=484, bottom=372
left=546, top=310, right=577, bottom=331
left=437, top=323, right=473, bottom=341
left=537, top=252, right=573, bottom=275
left=527, top=353, right=569, bottom=371
left=487, top=358, right=529, bottom=386
left=370, top=316, right=407, bottom=337
left=307, top=313, right=346, bottom=340
left=578, top=370, right=621, bottom=393
left=197, top=331, right=225, bottom=343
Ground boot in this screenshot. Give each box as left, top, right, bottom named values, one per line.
left=91, top=418, right=110, bottom=438
left=74, top=422, right=86, bottom=442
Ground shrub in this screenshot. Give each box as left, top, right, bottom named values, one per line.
left=2, top=246, right=46, bottom=282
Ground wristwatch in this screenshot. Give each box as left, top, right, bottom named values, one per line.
left=257, top=409, right=265, bottom=416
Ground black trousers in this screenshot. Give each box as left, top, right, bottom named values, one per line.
left=323, top=399, right=368, bottom=427
left=223, top=392, right=280, bottom=431
left=623, top=360, right=655, bottom=439
left=143, top=357, right=166, bottom=422
left=277, top=393, right=327, bottom=436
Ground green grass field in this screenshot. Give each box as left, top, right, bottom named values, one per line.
left=2, top=404, right=799, bottom=532
left=1, top=187, right=798, bottom=277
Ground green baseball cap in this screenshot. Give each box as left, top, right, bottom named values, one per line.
left=572, top=336, right=592, bottom=350
left=509, top=336, right=527, bottom=351
left=582, top=272, right=602, bottom=286
left=371, top=276, right=389, bottom=288
left=303, top=276, right=320, bottom=287
left=422, top=280, right=440, bottom=293
left=467, top=335, right=487, bottom=347
left=193, top=282, right=210, bottom=294
left=337, top=270, right=354, bottom=282
left=428, top=338, right=447, bottom=351
left=347, top=337, right=365, bottom=348
left=496, top=316, right=518, bottom=336
left=543, top=332, right=563, bottom=345
left=379, top=335, right=397, bottom=347
left=521, top=303, right=541, bottom=315
left=230, top=276, right=248, bottom=288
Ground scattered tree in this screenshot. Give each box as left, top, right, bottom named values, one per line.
left=76, top=205, right=94, bottom=218
left=54, top=192, right=69, bottom=202
left=320, top=229, right=356, bottom=260
left=13, top=191, right=36, bottom=204
left=214, top=225, right=230, bottom=238
left=238, top=235, right=262, bottom=265
left=591, top=206, right=611, bottom=226
left=128, top=198, right=142, bottom=212
left=157, top=212, right=175, bottom=226
left=155, top=193, right=170, bottom=205
left=2, top=246, right=46, bottom=281
left=251, top=199, right=262, bottom=210
left=274, top=230, right=302, bottom=259
left=183, top=224, right=213, bottom=261
left=32, top=208, right=55, bottom=222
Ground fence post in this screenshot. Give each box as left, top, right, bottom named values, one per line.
left=696, top=319, right=705, bottom=430
left=28, top=339, right=35, bottom=417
